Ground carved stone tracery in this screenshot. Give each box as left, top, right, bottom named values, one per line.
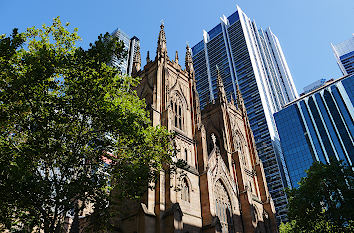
left=215, top=180, right=233, bottom=233
left=233, top=129, right=247, bottom=166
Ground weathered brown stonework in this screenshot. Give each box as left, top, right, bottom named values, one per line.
left=118, top=24, right=278, bottom=233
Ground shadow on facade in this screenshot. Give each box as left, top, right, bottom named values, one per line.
left=86, top=202, right=274, bottom=233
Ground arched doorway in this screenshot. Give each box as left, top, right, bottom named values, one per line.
left=215, top=179, right=234, bottom=233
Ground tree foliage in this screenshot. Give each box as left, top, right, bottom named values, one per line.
left=0, top=17, right=174, bottom=232
left=281, top=158, right=354, bottom=233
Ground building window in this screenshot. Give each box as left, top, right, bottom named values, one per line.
left=171, top=99, right=183, bottom=130
left=215, top=180, right=233, bottom=233
left=184, top=148, right=188, bottom=162
left=181, top=178, right=190, bottom=202
left=233, top=131, right=246, bottom=166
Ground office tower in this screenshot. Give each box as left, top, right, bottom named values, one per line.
left=111, top=29, right=140, bottom=75
left=111, top=29, right=130, bottom=73
left=257, top=27, right=298, bottom=111
left=332, top=36, right=354, bottom=75
left=274, top=74, right=353, bottom=188
left=191, top=5, right=298, bottom=223
left=303, top=79, right=327, bottom=94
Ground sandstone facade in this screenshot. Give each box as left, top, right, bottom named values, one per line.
left=118, top=24, right=278, bottom=233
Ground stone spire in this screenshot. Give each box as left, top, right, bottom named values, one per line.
left=236, top=83, right=246, bottom=112
left=175, top=51, right=179, bottom=64
left=230, top=93, right=235, bottom=106
left=156, top=22, right=167, bottom=57
left=205, top=93, right=210, bottom=104
left=146, top=50, right=150, bottom=63
left=185, top=44, right=194, bottom=75
left=132, top=45, right=141, bottom=74
left=216, top=65, right=227, bottom=103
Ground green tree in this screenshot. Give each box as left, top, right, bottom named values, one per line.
left=0, top=17, right=174, bottom=232
left=279, top=220, right=296, bottom=233
left=282, top=158, right=354, bottom=233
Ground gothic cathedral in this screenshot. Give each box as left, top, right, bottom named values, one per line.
left=118, top=24, right=278, bottom=233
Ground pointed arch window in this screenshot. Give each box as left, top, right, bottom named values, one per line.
left=181, top=178, right=190, bottom=202
left=233, top=131, right=243, bottom=153
left=215, top=180, right=233, bottom=233
left=171, top=97, right=184, bottom=130
left=233, top=131, right=247, bottom=166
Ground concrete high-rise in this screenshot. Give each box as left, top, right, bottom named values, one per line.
left=111, top=29, right=140, bottom=75
left=274, top=75, right=353, bottom=188
left=191, top=5, right=298, bottom=223
left=332, top=36, right=354, bottom=76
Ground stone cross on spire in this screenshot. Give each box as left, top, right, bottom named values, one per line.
left=216, top=65, right=227, bottom=103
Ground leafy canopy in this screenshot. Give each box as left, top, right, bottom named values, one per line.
left=0, top=17, right=174, bottom=232
left=280, top=158, right=354, bottom=233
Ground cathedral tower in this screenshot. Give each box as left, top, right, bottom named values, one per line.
left=117, top=24, right=277, bottom=233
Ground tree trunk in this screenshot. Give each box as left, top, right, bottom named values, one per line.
left=70, top=205, right=80, bottom=233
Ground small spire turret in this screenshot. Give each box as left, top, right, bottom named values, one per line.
left=185, top=44, right=194, bottom=75
left=230, top=93, right=235, bottom=106
left=216, top=65, right=227, bottom=103
left=236, top=83, right=246, bottom=113
left=175, top=51, right=179, bottom=64
left=156, top=22, right=167, bottom=57
left=146, top=50, right=150, bottom=63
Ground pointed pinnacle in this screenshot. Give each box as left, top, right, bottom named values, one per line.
left=236, top=83, right=246, bottom=111
left=230, top=94, right=234, bottom=105
left=157, top=22, right=167, bottom=56
left=146, top=50, right=150, bottom=63
left=185, top=44, right=193, bottom=73
left=185, top=44, right=192, bottom=62
left=216, top=65, right=223, bottom=88
left=236, top=83, right=242, bottom=99
left=216, top=65, right=227, bottom=102
left=158, top=22, right=166, bottom=42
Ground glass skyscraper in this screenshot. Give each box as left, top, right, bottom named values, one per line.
left=191, top=5, right=298, bottom=223
left=332, top=36, right=354, bottom=76
left=274, top=75, right=353, bottom=188
left=111, top=29, right=140, bottom=75
left=127, top=36, right=140, bottom=75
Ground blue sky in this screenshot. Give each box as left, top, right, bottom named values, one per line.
left=1, top=0, right=353, bottom=93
